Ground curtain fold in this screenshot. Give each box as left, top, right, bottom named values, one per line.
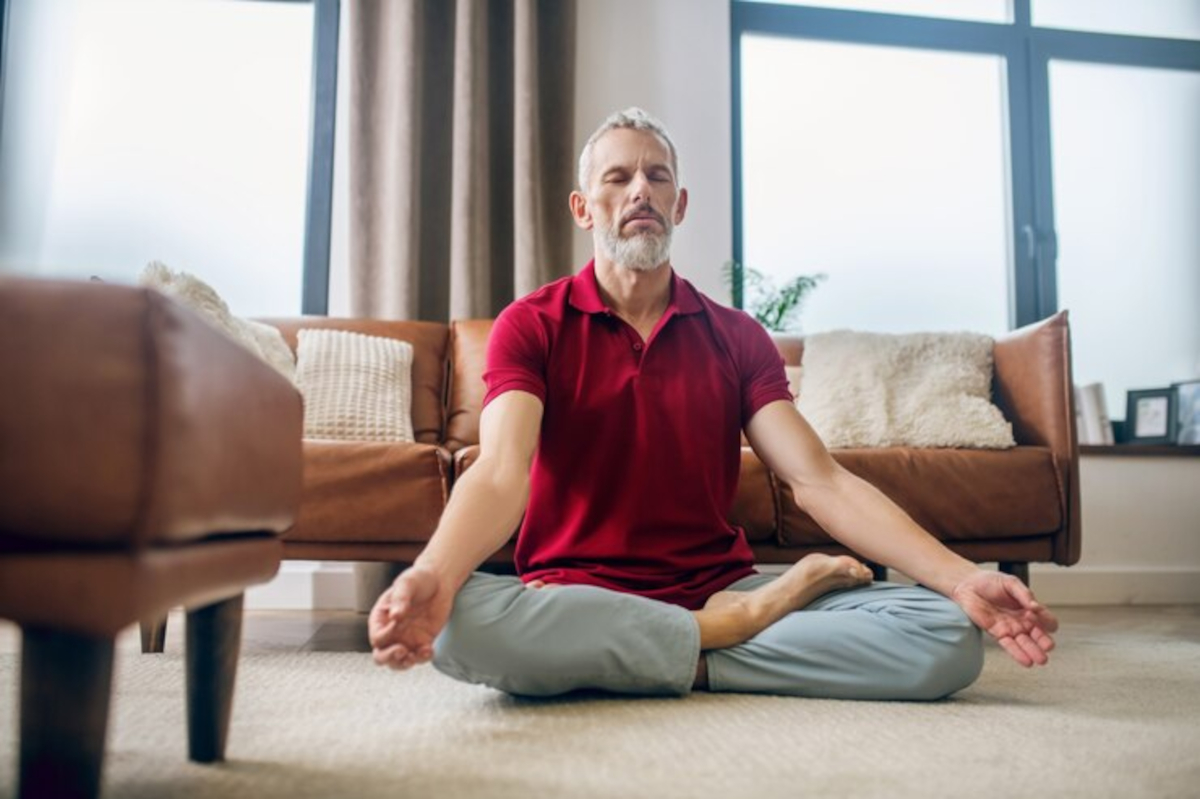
left=347, top=0, right=577, bottom=321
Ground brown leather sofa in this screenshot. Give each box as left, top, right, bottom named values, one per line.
left=0, top=278, right=303, bottom=799
left=265, top=310, right=1079, bottom=583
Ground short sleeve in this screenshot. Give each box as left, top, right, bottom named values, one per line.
left=482, top=303, right=549, bottom=408
left=738, top=316, right=793, bottom=426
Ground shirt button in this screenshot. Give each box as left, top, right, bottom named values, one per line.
left=633, top=342, right=644, bottom=351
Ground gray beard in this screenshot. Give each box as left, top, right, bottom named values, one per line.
left=596, top=222, right=673, bottom=273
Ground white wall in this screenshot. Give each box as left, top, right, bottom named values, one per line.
left=573, top=0, right=733, bottom=303
left=1031, top=456, right=1200, bottom=605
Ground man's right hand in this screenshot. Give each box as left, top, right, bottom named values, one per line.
left=368, top=565, right=455, bottom=671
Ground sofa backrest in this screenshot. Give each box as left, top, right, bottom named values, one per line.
left=445, top=319, right=493, bottom=452
left=265, top=318, right=451, bottom=445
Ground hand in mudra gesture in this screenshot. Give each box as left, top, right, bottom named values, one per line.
left=368, top=565, right=454, bottom=671
left=951, top=570, right=1059, bottom=667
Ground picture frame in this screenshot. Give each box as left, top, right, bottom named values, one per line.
left=1125, top=388, right=1176, bottom=445
left=1173, top=380, right=1200, bottom=445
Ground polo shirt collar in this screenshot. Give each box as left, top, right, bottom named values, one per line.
left=568, top=260, right=705, bottom=316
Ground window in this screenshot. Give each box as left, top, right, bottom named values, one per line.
left=0, top=0, right=339, bottom=316
left=733, top=0, right=1200, bottom=414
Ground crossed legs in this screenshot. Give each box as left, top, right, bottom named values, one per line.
left=433, top=557, right=982, bottom=701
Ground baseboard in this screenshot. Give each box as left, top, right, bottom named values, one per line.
left=1026, top=566, right=1200, bottom=605
left=245, top=561, right=357, bottom=610
left=245, top=563, right=1200, bottom=610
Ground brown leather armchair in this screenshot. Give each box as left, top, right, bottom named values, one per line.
left=0, top=278, right=303, bottom=799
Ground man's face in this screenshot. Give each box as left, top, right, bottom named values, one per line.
left=571, top=128, right=688, bottom=272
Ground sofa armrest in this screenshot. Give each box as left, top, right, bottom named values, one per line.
left=992, top=310, right=1081, bottom=565
left=993, top=311, right=1074, bottom=451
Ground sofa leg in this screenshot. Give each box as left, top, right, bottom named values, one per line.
left=186, top=594, right=244, bottom=763
left=998, top=562, right=1030, bottom=586
left=140, top=615, right=168, bottom=653
left=19, top=626, right=115, bottom=799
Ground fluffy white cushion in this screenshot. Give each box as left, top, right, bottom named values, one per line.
left=295, top=329, right=415, bottom=443
left=797, top=330, right=1015, bottom=449
left=138, top=261, right=296, bottom=382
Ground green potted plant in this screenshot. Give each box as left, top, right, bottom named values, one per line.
left=724, top=261, right=825, bottom=333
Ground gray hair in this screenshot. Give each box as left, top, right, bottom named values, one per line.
left=577, top=107, right=681, bottom=192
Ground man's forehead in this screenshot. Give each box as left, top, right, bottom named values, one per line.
left=592, top=128, right=674, bottom=170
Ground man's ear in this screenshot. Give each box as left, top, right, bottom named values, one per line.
left=674, top=187, right=689, bottom=226
left=569, top=190, right=593, bottom=231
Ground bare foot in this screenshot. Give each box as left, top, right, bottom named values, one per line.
left=696, top=555, right=873, bottom=650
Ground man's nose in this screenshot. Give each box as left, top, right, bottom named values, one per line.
left=629, top=171, right=651, bottom=203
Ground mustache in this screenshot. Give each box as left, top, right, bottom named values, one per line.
left=620, top=205, right=666, bottom=227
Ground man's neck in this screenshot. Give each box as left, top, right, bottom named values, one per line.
left=592, top=255, right=672, bottom=329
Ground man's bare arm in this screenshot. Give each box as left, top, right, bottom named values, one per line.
left=368, top=390, right=543, bottom=670
left=745, top=400, right=976, bottom=595
left=745, top=399, right=1058, bottom=667
left=413, top=390, right=543, bottom=590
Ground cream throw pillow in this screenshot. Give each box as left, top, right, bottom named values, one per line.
left=797, top=330, right=1015, bottom=449
left=296, top=329, right=415, bottom=443
left=138, top=261, right=296, bottom=382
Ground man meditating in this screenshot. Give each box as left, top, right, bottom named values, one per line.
left=368, top=108, right=1058, bottom=699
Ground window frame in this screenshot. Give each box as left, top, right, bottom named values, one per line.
left=0, top=0, right=340, bottom=316
left=730, top=0, right=1200, bottom=329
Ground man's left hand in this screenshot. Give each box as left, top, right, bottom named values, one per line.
left=951, top=571, right=1059, bottom=667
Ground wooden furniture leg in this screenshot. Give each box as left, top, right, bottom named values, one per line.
left=140, top=615, right=168, bottom=653
left=19, top=627, right=115, bottom=799
left=998, top=561, right=1030, bottom=585
left=186, top=594, right=244, bottom=763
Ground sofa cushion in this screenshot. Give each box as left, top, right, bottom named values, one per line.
left=797, top=330, right=1015, bottom=449
left=285, top=441, right=449, bottom=545
left=296, top=329, right=415, bottom=443
left=453, top=445, right=778, bottom=544
left=266, top=319, right=450, bottom=445
left=778, top=446, right=1063, bottom=546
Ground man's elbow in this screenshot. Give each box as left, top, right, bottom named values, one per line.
left=471, top=454, right=532, bottom=505
left=786, top=461, right=852, bottom=512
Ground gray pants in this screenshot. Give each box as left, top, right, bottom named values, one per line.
left=433, top=572, right=983, bottom=701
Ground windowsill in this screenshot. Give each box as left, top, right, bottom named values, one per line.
left=1080, top=444, right=1200, bottom=458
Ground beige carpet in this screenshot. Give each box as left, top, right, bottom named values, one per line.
left=2, top=609, right=1200, bottom=799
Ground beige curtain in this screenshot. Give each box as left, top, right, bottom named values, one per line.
left=347, top=0, right=577, bottom=321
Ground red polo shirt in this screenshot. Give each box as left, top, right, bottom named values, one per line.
left=482, top=261, right=793, bottom=610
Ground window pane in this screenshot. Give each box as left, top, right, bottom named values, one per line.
left=1034, top=0, right=1200, bottom=41
left=740, top=35, right=1012, bottom=335
left=1050, top=61, right=1200, bottom=416
left=736, top=0, right=1012, bottom=24
left=0, top=0, right=314, bottom=317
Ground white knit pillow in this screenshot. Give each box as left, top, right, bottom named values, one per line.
left=797, top=330, right=1015, bottom=449
left=295, top=329, right=415, bottom=443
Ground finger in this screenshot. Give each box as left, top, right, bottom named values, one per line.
left=997, top=636, right=1033, bottom=668
left=373, top=643, right=406, bottom=667
left=389, top=649, right=423, bottom=671
left=525, top=580, right=546, bottom=589
left=368, top=618, right=396, bottom=649
left=1002, top=576, right=1039, bottom=608
left=389, top=591, right=410, bottom=619
left=368, top=590, right=392, bottom=629
left=1014, top=632, right=1049, bottom=666
left=1030, top=626, right=1056, bottom=653
left=1033, top=607, right=1060, bottom=633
